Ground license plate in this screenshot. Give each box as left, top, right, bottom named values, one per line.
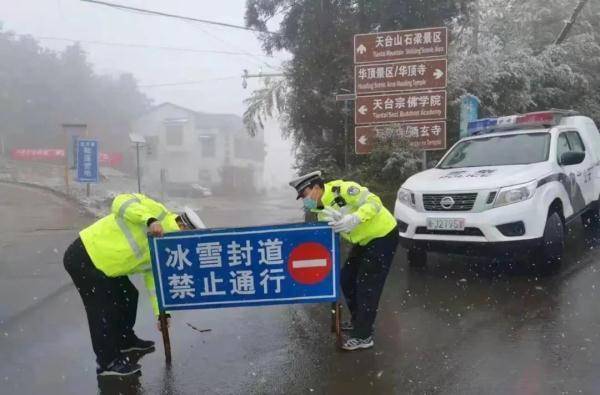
left=427, top=218, right=466, bottom=231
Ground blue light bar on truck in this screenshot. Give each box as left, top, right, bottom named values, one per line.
left=467, top=110, right=577, bottom=136
left=467, top=118, right=498, bottom=135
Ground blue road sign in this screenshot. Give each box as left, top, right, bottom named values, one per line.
left=149, top=222, right=340, bottom=311
left=460, top=94, right=480, bottom=139
left=76, top=139, right=99, bottom=183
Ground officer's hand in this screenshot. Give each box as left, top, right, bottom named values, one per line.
left=148, top=222, right=164, bottom=237
left=330, top=214, right=361, bottom=233
left=321, top=207, right=343, bottom=222
left=157, top=316, right=171, bottom=332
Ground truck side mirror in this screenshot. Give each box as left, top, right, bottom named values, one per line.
left=560, top=151, right=585, bottom=166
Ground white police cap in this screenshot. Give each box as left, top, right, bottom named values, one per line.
left=289, top=171, right=323, bottom=199
left=180, top=207, right=206, bottom=229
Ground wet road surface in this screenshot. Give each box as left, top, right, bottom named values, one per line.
left=2, top=183, right=600, bottom=394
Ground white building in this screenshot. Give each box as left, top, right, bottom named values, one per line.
left=131, top=102, right=265, bottom=193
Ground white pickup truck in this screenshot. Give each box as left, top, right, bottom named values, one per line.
left=394, top=110, right=600, bottom=273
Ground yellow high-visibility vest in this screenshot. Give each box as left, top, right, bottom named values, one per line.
left=80, top=193, right=180, bottom=315
left=316, top=180, right=396, bottom=246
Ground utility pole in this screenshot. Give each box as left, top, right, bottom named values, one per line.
left=554, top=0, right=589, bottom=45
left=129, top=133, right=146, bottom=193
left=471, top=0, right=480, bottom=54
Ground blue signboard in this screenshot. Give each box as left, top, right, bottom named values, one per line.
left=149, top=222, right=340, bottom=311
left=76, top=139, right=99, bottom=183
left=459, top=94, right=480, bottom=139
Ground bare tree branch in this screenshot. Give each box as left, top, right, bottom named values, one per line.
left=554, top=0, right=590, bottom=45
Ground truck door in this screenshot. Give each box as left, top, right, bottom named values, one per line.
left=558, top=131, right=594, bottom=211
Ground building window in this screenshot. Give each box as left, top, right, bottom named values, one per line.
left=165, top=123, right=184, bottom=146
left=199, top=135, right=216, bottom=158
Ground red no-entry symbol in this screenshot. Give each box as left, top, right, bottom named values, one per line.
left=288, top=242, right=332, bottom=285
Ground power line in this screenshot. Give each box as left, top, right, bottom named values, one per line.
left=79, top=0, right=277, bottom=35
left=184, top=21, right=280, bottom=72
left=32, top=35, right=272, bottom=57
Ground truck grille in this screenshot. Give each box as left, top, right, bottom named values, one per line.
left=422, top=193, right=478, bottom=212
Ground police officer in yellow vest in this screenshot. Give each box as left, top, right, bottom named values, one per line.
left=63, top=193, right=204, bottom=376
left=290, top=171, right=398, bottom=351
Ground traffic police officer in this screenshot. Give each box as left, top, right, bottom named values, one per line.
left=290, top=171, right=399, bottom=351
left=63, top=193, right=204, bottom=376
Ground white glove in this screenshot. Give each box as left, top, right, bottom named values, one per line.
left=329, top=214, right=361, bottom=233
left=321, top=207, right=343, bottom=222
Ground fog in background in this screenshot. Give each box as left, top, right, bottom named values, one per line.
left=1, top=0, right=295, bottom=188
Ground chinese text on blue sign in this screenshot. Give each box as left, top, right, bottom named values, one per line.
left=76, top=139, right=99, bottom=183
left=149, top=223, right=340, bottom=311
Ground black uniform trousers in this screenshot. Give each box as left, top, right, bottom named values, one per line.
left=341, top=227, right=399, bottom=338
left=63, top=238, right=139, bottom=368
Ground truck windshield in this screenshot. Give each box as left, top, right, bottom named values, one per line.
left=439, top=132, right=551, bottom=169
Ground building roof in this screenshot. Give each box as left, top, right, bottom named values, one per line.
left=146, top=102, right=244, bottom=132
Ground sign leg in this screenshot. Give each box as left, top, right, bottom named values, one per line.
left=159, top=313, right=172, bottom=365
left=335, top=303, right=342, bottom=347
left=330, top=302, right=336, bottom=333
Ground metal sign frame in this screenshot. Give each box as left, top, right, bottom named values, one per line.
left=149, top=222, right=341, bottom=312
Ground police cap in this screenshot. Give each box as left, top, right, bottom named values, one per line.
left=289, top=171, right=323, bottom=199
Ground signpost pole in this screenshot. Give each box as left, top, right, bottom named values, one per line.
left=343, top=100, right=349, bottom=171
left=85, top=128, right=90, bottom=197
left=136, top=142, right=142, bottom=193
left=335, top=92, right=357, bottom=170
left=129, top=134, right=146, bottom=194
left=64, top=131, right=70, bottom=195
left=159, top=313, right=172, bottom=365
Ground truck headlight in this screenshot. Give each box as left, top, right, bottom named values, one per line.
left=494, top=180, right=537, bottom=208
left=397, top=188, right=416, bottom=208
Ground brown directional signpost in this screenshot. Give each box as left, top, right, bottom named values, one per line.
left=355, top=58, right=447, bottom=95
left=353, top=26, right=448, bottom=157
left=355, top=91, right=447, bottom=125
left=355, top=121, right=447, bottom=154
left=354, top=27, right=447, bottom=64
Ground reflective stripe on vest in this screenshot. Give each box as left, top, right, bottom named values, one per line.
left=358, top=189, right=381, bottom=213
left=157, top=210, right=167, bottom=221
left=115, top=196, right=144, bottom=259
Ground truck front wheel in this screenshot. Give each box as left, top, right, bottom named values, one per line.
left=529, top=212, right=564, bottom=274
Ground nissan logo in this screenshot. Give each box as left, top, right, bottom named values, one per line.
left=440, top=196, right=455, bottom=209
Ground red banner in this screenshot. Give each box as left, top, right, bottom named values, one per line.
left=10, top=149, right=123, bottom=167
